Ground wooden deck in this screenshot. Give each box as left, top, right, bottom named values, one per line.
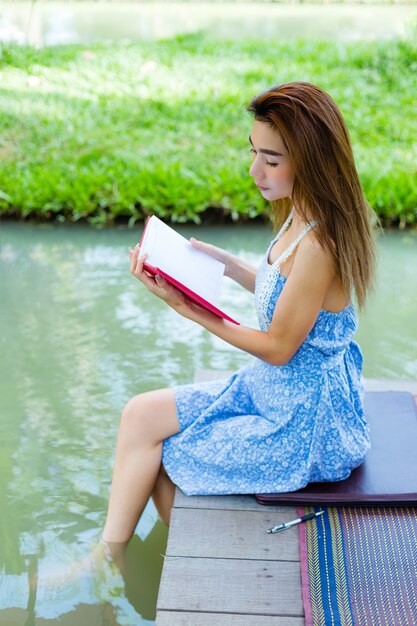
left=155, top=376, right=417, bottom=626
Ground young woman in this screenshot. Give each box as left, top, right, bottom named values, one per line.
left=104, top=81, right=376, bottom=545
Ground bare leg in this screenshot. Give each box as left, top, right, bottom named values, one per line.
left=151, top=464, right=176, bottom=525
left=102, top=388, right=180, bottom=543
left=38, top=389, right=179, bottom=593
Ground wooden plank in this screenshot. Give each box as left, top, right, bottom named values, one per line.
left=365, top=379, right=417, bottom=393
left=156, top=612, right=305, bottom=626
left=174, top=489, right=297, bottom=514
left=157, top=556, right=304, bottom=616
left=166, top=507, right=300, bottom=562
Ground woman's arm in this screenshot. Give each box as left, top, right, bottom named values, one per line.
left=130, top=238, right=334, bottom=366
left=190, top=238, right=257, bottom=293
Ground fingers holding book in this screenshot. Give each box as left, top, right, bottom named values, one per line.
left=190, top=237, right=230, bottom=266
left=129, top=246, right=148, bottom=276
left=129, top=246, right=188, bottom=312
left=129, top=247, right=157, bottom=287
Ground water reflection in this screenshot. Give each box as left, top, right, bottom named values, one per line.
left=0, top=524, right=165, bottom=624
left=0, top=222, right=416, bottom=624
left=0, top=2, right=415, bottom=47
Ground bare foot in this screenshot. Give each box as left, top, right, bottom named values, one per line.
left=33, top=538, right=128, bottom=592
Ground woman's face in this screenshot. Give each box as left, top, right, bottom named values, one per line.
left=249, top=120, right=295, bottom=201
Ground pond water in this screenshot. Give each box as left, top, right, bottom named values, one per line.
left=0, top=222, right=416, bottom=625
left=0, top=2, right=416, bottom=46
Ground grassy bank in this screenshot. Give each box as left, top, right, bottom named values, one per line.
left=0, top=35, right=416, bottom=226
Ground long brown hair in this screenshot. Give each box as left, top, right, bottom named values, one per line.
left=247, top=81, right=378, bottom=309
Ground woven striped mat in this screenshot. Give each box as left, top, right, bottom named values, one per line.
left=298, top=505, right=417, bottom=626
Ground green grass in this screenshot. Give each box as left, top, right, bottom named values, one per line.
left=0, top=35, right=416, bottom=226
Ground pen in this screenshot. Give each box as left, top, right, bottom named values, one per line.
left=266, top=510, right=325, bottom=534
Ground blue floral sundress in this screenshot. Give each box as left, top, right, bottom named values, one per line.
left=162, top=211, right=370, bottom=496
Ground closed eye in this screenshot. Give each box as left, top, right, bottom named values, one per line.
left=250, top=148, right=279, bottom=167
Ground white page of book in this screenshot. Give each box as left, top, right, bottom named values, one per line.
left=139, top=216, right=225, bottom=305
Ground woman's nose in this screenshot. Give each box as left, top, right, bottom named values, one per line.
left=249, top=159, right=262, bottom=178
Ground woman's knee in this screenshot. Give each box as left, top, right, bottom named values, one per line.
left=119, top=394, right=154, bottom=443
left=119, top=389, right=180, bottom=445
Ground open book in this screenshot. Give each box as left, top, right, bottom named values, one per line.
left=138, top=216, right=239, bottom=325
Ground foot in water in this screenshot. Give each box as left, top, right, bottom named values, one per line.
left=30, top=520, right=168, bottom=621
left=33, top=538, right=128, bottom=591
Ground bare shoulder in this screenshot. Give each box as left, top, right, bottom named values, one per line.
left=293, top=228, right=335, bottom=280
left=292, top=227, right=349, bottom=312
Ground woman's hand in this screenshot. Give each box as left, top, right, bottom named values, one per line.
left=190, top=237, right=256, bottom=292
left=190, top=237, right=232, bottom=276
left=129, top=245, right=190, bottom=314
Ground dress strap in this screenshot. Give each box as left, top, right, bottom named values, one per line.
left=271, top=220, right=318, bottom=268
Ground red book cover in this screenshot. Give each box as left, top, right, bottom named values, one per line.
left=138, top=217, right=239, bottom=325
